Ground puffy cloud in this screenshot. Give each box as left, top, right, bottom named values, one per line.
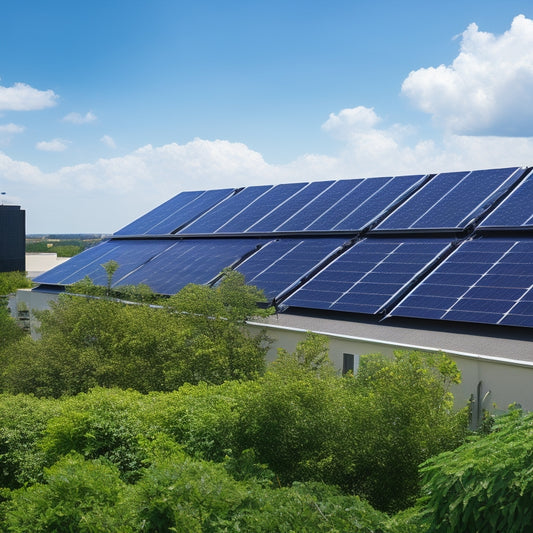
left=4, top=111, right=533, bottom=232
left=100, top=134, right=116, bottom=148
left=401, top=14, right=533, bottom=136
left=322, top=106, right=381, bottom=140
left=36, top=139, right=70, bottom=152
left=62, top=111, right=97, bottom=124
left=0, top=123, right=24, bottom=134
left=0, top=82, right=58, bottom=111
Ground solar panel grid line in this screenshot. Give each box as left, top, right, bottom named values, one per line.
left=406, top=171, right=474, bottom=230
left=145, top=190, right=211, bottom=234
left=212, top=186, right=276, bottom=233
left=330, top=242, right=404, bottom=307
left=241, top=183, right=310, bottom=233
left=271, top=181, right=337, bottom=231
left=114, top=191, right=204, bottom=235
left=273, top=241, right=348, bottom=301
left=496, top=282, right=533, bottom=325
left=478, top=168, right=533, bottom=229
left=330, top=177, right=392, bottom=230
left=245, top=181, right=333, bottom=233
left=178, top=185, right=273, bottom=234
left=56, top=242, right=122, bottom=284
left=114, top=241, right=181, bottom=286
left=245, top=240, right=304, bottom=285
left=460, top=167, right=525, bottom=229
left=275, top=179, right=360, bottom=232
left=438, top=240, right=522, bottom=322
left=302, top=178, right=367, bottom=230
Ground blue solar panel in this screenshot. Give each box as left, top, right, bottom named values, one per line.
left=375, top=167, right=521, bottom=231
left=390, top=238, right=533, bottom=328
left=332, top=174, right=424, bottom=231
left=480, top=169, right=533, bottom=229
left=115, top=191, right=204, bottom=235
left=145, top=189, right=235, bottom=235
left=284, top=238, right=452, bottom=314
left=216, top=182, right=308, bottom=233
left=34, top=240, right=175, bottom=286
left=179, top=185, right=272, bottom=234
left=247, top=181, right=334, bottom=232
left=236, top=237, right=346, bottom=299
left=118, top=238, right=267, bottom=295
left=276, top=179, right=363, bottom=231
left=115, top=189, right=234, bottom=235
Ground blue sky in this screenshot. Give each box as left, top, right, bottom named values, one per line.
left=1, top=1, right=533, bottom=233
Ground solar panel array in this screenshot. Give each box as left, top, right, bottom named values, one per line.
left=34, top=166, right=533, bottom=329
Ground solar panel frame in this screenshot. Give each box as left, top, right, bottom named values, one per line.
left=236, top=237, right=347, bottom=299
left=479, top=169, right=533, bottom=229
left=117, top=238, right=268, bottom=295
left=34, top=239, right=176, bottom=287
left=374, top=167, right=521, bottom=232
left=284, top=237, right=453, bottom=315
left=390, top=237, right=533, bottom=328
left=179, top=185, right=273, bottom=234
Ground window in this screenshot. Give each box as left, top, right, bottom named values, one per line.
left=343, top=353, right=355, bottom=375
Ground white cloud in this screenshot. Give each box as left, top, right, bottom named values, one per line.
left=36, top=139, right=70, bottom=152
left=0, top=123, right=24, bottom=134
left=0, top=82, right=58, bottom=111
left=4, top=105, right=533, bottom=232
left=62, top=111, right=97, bottom=124
left=100, top=134, right=116, bottom=148
left=401, top=14, right=533, bottom=136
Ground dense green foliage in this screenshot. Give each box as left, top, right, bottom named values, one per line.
left=0, top=272, right=32, bottom=350
left=0, top=271, right=32, bottom=295
left=0, top=387, right=404, bottom=531
left=0, top=271, right=271, bottom=396
left=25, top=237, right=103, bottom=257
left=416, top=407, right=533, bottom=532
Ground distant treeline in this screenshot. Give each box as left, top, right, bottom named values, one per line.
left=25, top=235, right=108, bottom=257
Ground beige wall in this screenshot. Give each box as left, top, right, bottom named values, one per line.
left=248, top=321, right=533, bottom=416
left=14, top=289, right=533, bottom=416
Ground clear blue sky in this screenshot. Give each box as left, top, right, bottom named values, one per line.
left=1, top=0, right=532, bottom=233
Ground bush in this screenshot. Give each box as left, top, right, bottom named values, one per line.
left=418, top=408, right=533, bottom=532
left=1, top=453, right=133, bottom=532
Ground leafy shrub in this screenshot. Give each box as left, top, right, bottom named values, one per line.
left=129, top=448, right=247, bottom=532
left=1, top=453, right=133, bottom=532
left=223, top=481, right=390, bottom=533
left=0, top=394, right=60, bottom=489
left=418, top=408, right=533, bottom=532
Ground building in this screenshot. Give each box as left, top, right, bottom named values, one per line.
left=21, top=166, right=533, bottom=415
left=0, top=205, right=25, bottom=273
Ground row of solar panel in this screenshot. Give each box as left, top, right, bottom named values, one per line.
left=35, top=234, right=533, bottom=328
left=115, top=167, right=532, bottom=236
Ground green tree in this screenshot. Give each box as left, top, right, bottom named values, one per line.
left=417, top=408, right=533, bottom=532
left=0, top=271, right=272, bottom=396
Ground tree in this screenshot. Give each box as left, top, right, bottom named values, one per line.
left=417, top=408, right=533, bottom=532
left=0, top=271, right=272, bottom=396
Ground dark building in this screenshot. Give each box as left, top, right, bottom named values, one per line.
left=0, top=205, right=25, bottom=272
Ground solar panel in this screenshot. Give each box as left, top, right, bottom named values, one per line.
left=115, top=188, right=234, bottom=235
left=216, top=182, right=308, bottom=233
left=390, top=237, right=533, bottom=328
left=309, top=174, right=425, bottom=231
left=117, top=238, right=267, bottom=295
left=236, top=237, right=347, bottom=299
left=375, top=167, right=521, bottom=231
left=246, top=181, right=334, bottom=232
left=479, top=170, right=533, bottom=229
left=34, top=240, right=175, bottom=286
left=275, top=179, right=364, bottom=231
left=179, top=185, right=272, bottom=234
left=284, top=238, right=452, bottom=315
